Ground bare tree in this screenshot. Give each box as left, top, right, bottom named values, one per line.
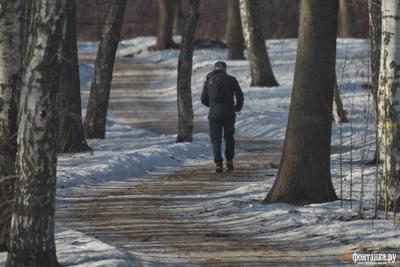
left=377, top=0, right=400, bottom=213
left=176, top=0, right=200, bottom=143
left=369, top=0, right=381, bottom=97
left=369, top=0, right=381, bottom=164
left=0, top=0, right=23, bottom=251
left=226, top=0, right=245, bottom=60
left=338, top=0, right=355, bottom=37
left=173, top=0, right=184, bottom=36
left=84, top=0, right=127, bottom=139
left=6, top=0, right=65, bottom=266
left=155, top=0, right=178, bottom=50
left=239, top=0, right=278, bottom=87
left=332, top=79, right=348, bottom=123
left=58, top=0, right=89, bottom=153
left=265, top=0, right=338, bottom=204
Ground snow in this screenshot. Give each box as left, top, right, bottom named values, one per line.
left=124, top=37, right=380, bottom=212
left=56, top=124, right=211, bottom=191
left=0, top=36, right=399, bottom=266
left=0, top=229, right=133, bottom=267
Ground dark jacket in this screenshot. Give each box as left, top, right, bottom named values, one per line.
left=201, top=69, right=244, bottom=119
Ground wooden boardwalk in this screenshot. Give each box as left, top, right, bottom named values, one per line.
left=56, top=57, right=346, bottom=266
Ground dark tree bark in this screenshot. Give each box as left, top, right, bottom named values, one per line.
left=6, top=0, right=65, bottom=266
left=239, top=0, right=279, bottom=87
left=338, top=0, right=355, bottom=37
left=0, top=0, right=23, bottom=252
left=84, top=0, right=127, bottom=139
left=173, top=0, right=184, bottom=36
left=270, top=0, right=300, bottom=39
left=369, top=0, right=381, bottom=104
left=369, top=0, right=381, bottom=164
left=265, top=0, right=339, bottom=204
left=176, top=0, right=200, bottom=143
left=332, top=78, right=348, bottom=123
left=226, top=0, right=245, bottom=60
left=58, top=0, right=89, bottom=153
left=155, top=0, right=178, bottom=50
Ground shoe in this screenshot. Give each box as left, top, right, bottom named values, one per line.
left=215, top=161, right=223, bottom=173
left=227, top=159, right=234, bottom=171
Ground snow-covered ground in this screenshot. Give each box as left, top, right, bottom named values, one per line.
left=114, top=36, right=379, bottom=213
left=1, top=37, right=399, bottom=266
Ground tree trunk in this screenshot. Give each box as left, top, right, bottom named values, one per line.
left=155, top=0, right=178, bottom=50
left=369, top=0, right=381, bottom=164
left=332, top=78, right=348, bottom=123
left=84, top=0, right=127, bottom=139
left=369, top=0, right=381, bottom=101
left=226, top=0, right=245, bottom=60
left=265, top=0, right=339, bottom=204
left=0, top=0, right=23, bottom=251
left=338, top=0, right=354, bottom=37
left=173, top=0, right=184, bottom=36
left=176, top=0, right=200, bottom=143
left=239, top=0, right=279, bottom=87
left=377, top=0, right=400, bottom=212
left=6, top=0, right=65, bottom=266
left=57, top=0, right=89, bottom=153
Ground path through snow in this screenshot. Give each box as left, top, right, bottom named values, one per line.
left=55, top=52, right=399, bottom=266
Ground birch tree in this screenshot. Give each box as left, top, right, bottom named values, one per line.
left=176, top=0, right=200, bottom=143
left=6, top=0, right=65, bottom=265
left=377, top=0, right=400, bottom=213
left=239, top=0, right=278, bottom=87
left=226, top=0, right=245, bottom=60
left=0, top=0, right=23, bottom=251
left=265, top=0, right=338, bottom=204
left=57, top=0, right=89, bottom=153
left=84, top=0, right=127, bottom=139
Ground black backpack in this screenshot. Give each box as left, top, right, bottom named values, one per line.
left=207, top=73, right=233, bottom=103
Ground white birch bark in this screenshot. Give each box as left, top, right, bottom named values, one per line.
left=377, top=0, right=400, bottom=212
left=6, top=0, right=65, bottom=265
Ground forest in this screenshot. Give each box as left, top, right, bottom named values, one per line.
left=0, top=0, right=399, bottom=266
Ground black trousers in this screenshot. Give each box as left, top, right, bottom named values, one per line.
left=209, top=116, right=235, bottom=163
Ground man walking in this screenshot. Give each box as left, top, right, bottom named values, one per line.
left=201, top=61, right=244, bottom=172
